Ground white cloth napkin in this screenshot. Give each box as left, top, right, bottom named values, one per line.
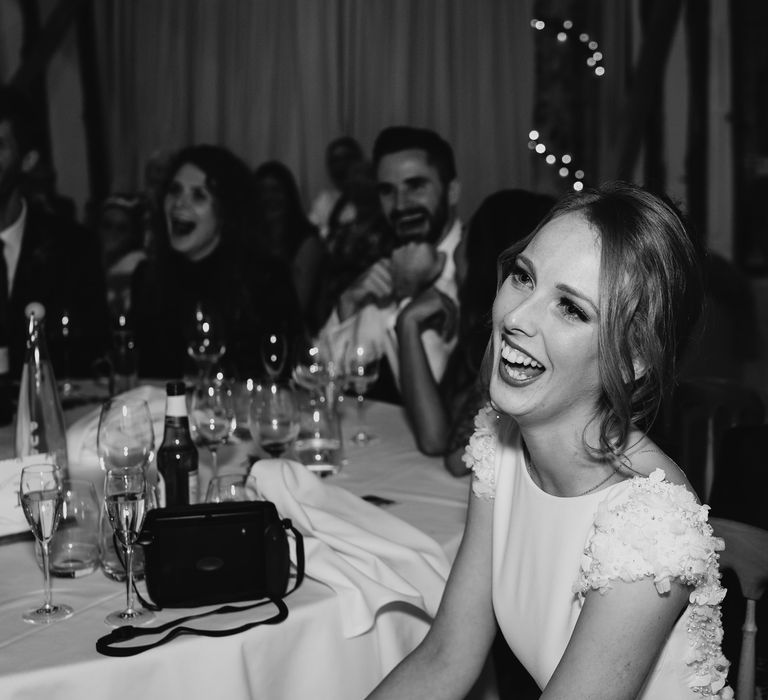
left=249, top=459, right=451, bottom=638
left=65, top=385, right=167, bottom=471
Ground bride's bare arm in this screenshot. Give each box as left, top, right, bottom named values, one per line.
left=366, top=485, right=497, bottom=699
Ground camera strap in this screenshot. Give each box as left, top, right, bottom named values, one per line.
left=97, top=518, right=306, bottom=657
left=96, top=597, right=288, bottom=656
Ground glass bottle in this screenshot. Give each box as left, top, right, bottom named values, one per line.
left=156, top=381, right=199, bottom=506
left=14, top=302, right=68, bottom=473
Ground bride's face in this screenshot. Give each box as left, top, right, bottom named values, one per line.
left=489, top=212, right=602, bottom=428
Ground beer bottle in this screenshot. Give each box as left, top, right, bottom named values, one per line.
left=156, top=381, right=199, bottom=506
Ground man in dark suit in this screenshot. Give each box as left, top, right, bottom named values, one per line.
left=0, top=85, right=110, bottom=379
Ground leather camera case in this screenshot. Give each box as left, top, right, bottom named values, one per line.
left=138, top=501, right=291, bottom=608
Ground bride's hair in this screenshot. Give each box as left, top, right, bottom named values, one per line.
left=495, top=181, right=703, bottom=458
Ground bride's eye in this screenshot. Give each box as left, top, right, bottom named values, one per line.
left=558, top=297, right=588, bottom=322
left=507, top=262, right=533, bottom=289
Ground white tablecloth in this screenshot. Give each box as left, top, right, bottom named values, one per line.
left=0, top=397, right=471, bottom=700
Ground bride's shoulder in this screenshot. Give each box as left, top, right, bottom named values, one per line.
left=623, top=437, right=696, bottom=497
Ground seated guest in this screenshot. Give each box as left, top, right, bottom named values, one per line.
left=397, top=189, right=555, bottom=475
left=0, top=85, right=110, bottom=378
left=97, top=193, right=146, bottom=318
left=308, top=136, right=367, bottom=239
left=131, top=145, right=301, bottom=379
left=252, top=160, right=327, bottom=333
left=319, top=174, right=394, bottom=326
left=319, top=126, right=463, bottom=403
left=368, top=182, right=732, bottom=700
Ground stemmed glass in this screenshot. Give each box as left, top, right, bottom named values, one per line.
left=190, top=375, right=235, bottom=477
left=19, top=463, right=73, bottom=623
left=103, top=467, right=155, bottom=627
left=205, top=474, right=256, bottom=503
left=97, top=398, right=155, bottom=472
left=291, top=335, right=337, bottom=403
left=344, top=340, right=381, bottom=445
left=249, top=382, right=300, bottom=458
left=185, top=301, right=227, bottom=381
left=261, top=330, right=288, bottom=380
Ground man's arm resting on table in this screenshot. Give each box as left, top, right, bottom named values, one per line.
left=366, top=484, right=496, bottom=700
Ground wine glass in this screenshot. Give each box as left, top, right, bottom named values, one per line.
left=97, top=398, right=155, bottom=472
left=261, top=330, right=288, bottom=380
left=205, top=474, right=256, bottom=503
left=249, top=382, right=300, bottom=458
left=185, top=300, right=227, bottom=381
left=344, top=340, right=381, bottom=445
left=19, top=463, right=74, bottom=623
left=190, top=375, right=235, bottom=476
left=103, top=466, right=155, bottom=627
left=291, top=335, right=336, bottom=402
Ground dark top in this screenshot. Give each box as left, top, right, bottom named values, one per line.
left=130, top=239, right=302, bottom=379
left=7, top=201, right=110, bottom=379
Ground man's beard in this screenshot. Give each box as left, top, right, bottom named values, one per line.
left=389, top=193, right=449, bottom=247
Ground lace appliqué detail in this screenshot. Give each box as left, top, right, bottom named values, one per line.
left=574, top=469, right=733, bottom=698
left=462, top=404, right=499, bottom=501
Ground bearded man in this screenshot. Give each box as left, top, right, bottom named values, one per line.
left=320, top=126, right=462, bottom=401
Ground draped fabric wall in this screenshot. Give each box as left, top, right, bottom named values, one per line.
left=92, top=0, right=536, bottom=221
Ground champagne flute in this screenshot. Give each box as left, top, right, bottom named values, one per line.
left=249, top=382, right=300, bottom=458
left=261, top=330, right=288, bottom=380
left=190, top=375, right=235, bottom=476
left=104, top=466, right=155, bottom=627
left=97, top=398, right=155, bottom=472
left=345, top=340, right=381, bottom=445
left=19, top=463, right=73, bottom=623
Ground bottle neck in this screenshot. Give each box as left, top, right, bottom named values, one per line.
left=165, top=394, right=188, bottom=418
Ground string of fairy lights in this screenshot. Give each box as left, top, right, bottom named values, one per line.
left=528, top=17, right=605, bottom=191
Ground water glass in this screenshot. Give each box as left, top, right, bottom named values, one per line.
left=43, top=479, right=100, bottom=577
left=295, top=394, right=344, bottom=476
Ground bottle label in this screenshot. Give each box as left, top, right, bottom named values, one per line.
left=166, top=395, right=188, bottom=418
left=188, top=471, right=199, bottom=505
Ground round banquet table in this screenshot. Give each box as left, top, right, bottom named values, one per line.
left=0, top=390, right=475, bottom=700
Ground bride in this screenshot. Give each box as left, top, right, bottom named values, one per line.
left=368, top=181, right=732, bottom=699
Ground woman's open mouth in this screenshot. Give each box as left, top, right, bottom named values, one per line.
left=170, top=216, right=196, bottom=237
left=499, top=338, right=545, bottom=383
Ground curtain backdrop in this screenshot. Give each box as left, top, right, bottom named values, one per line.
left=91, top=0, right=537, bottom=221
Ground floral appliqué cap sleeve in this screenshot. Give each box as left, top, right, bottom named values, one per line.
left=574, top=469, right=732, bottom=698
left=462, top=404, right=500, bottom=501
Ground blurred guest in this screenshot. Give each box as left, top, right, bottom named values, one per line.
left=252, top=160, right=327, bottom=333
left=0, top=85, right=110, bottom=378
left=131, top=145, right=301, bottom=379
left=397, top=189, right=555, bottom=474
left=308, top=136, right=366, bottom=239
left=319, top=174, right=394, bottom=325
left=141, top=148, right=175, bottom=256
left=319, top=126, right=462, bottom=403
left=97, top=193, right=147, bottom=318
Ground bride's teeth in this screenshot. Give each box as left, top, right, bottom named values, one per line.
left=501, top=341, right=542, bottom=369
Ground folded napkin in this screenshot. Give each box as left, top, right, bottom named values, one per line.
left=66, top=385, right=167, bottom=471
left=249, top=459, right=451, bottom=638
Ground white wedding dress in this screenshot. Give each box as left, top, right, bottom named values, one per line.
left=465, top=406, right=732, bottom=699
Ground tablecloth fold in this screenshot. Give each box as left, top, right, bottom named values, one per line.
left=249, top=458, right=451, bottom=638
